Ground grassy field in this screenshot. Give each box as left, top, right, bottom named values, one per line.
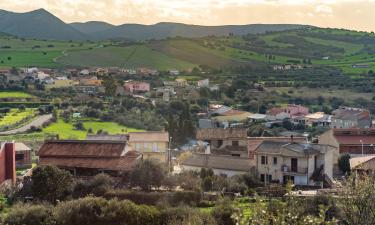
left=57, top=45, right=196, bottom=70
left=0, top=91, right=34, bottom=99
left=43, top=119, right=145, bottom=140
left=0, top=37, right=99, bottom=68
left=0, top=108, right=36, bottom=129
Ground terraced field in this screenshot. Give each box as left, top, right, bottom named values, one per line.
left=0, top=108, right=36, bottom=130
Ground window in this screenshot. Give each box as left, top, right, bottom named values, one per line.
left=268, top=175, right=272, bottom=182
left=260, top=174, right=265, bottom=182
left=232, top=141, right=239, bottom=146
left=135, top=143, right=141, bottom=151
left=15, top=153, right=24, bottom=161
left=152, top=143, right=158, bottom=152
left=273, top=157, right=277, bottom=165
left=261, top=156, right=268, bottom=165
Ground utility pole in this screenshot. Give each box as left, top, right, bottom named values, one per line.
left=168, top=136, right=172, bottom=173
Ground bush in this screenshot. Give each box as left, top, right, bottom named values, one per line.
left=104, top=190, right=165, bottom=205
left=212, top=198, right=237, bottom=225
left=73, top=173, right=113, bottom=198
left=161, top=206, right=216, bottom=225
left=3, top=203, right=53, bottom=225
left=53, top=197, right=160, bottom=225
left=168, top=191, right=202, bottom=206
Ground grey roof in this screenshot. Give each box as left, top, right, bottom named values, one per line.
left=181, top=154, right=252, bottom=171
left=255, top=141, right=330, bottom=155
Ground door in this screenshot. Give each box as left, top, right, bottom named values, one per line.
left=291, top=158, right=298, bottom=172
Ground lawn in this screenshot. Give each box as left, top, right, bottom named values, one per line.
left=43, top=119, right=145, bottom=140
left=0, top=108, right=36, bottom=129
left=57, top=45, right=196, bottom=70
left=0, top=91, right=34, bottom=99
left=0, top=50, right=61, bottom=68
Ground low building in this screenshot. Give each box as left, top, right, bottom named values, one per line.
left=15, top=142, right=32, bottom=169
left=128, top=132, right=169, bottom=163
left=124, top=81, right=150, bottom=94
left=319, top=128, right=375, bottom=157
left=254, top=141, right=336, bottom=186
left=180, top=153, right=253, bottom=177
left=304, top=112, right=331, bottom=127
left=196, top=128, right=248, bottom=150
left=197, top=79, right=209, bottom=88
left=86, top=132, right=170, bottom=163
left=330, top=106, right=371, bottom=129
left=38, top=140, right=141, bottom=176
left=350, top=155, right=375, bottom=176
left=0, top=142, right=16, bottom=185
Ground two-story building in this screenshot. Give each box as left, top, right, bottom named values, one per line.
left=330, top=106, right=371, bottom=129
left=254, top=141, right=336, bottom=186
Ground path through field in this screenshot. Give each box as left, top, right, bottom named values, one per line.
left=0, top=114, right=52, bottom=135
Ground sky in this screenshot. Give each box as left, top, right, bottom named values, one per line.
left=0, top=0, right=374, bottom=31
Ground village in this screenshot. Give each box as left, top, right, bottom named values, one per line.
left=1, top=66, right=374, bottom=194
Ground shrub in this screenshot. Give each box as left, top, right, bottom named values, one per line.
left=338, top=154, right=351, bottom=174
left=3, top=203, right=53, bottom=225
left=212, top=198, right=237, bottom=225
left=168, top=191, right=201, bottom=206
left=161, top=206, right=216, bottom=225
left=104, top=190, right=166, bottom=205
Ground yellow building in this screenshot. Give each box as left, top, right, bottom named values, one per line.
left=128, top=132, right=169, bottom=163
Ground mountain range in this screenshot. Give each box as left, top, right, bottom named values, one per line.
left=0, top=8, right=307, bottom=41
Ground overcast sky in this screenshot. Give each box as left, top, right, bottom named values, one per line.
left=0, top=0, right=374, bottom=31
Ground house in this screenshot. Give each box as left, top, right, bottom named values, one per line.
left=169, top=69, right=180, bottom=76
left=128, top=132, right=170, bottom=163
left=80, top=69, right=90, bottom=75
left=266, top=108, right=290, bottom=121
left=248, top=114, right=267, bottom=122
left=197, top=79, right=209, bottom=88
left=180, top=153, right=253, bottom=177
left=86, top=132, right=170, bottom=163
left=213, top=110, right=252, bottom=128
left=319, top=128, right=375, bottom=156
left=0, top=142, right=16, bottom=185
left=286, top=104, right=309, bottom=118
left=198, top=119, right=219, bottom=129
left=196, top=128, right=248, bottom=151
left=330, top=106, right=371, bottom=129
left=254, top=141, right=336, bottom=186
left=38, top=140, right=141, bottom=176
left=247, top=136, right=306, bottom=160
left=124, top=81, right=150, bottom=94
left=350, top=155, right=375, bottom=176
left=163, top=78, right=188, bottom=87
left=210, top=104, right=232, bottom=115
left=304, top=112, right=331, bottom=127
left=75, top=77, right=104, bottom=94
left=15, top=142, right=32, bottom=169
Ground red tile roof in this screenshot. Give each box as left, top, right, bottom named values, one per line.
left=38, top=140, right=140, bottom=171
left=334, top=136, right=375, bottom=145
left=128, top=132, right=169, bottom=142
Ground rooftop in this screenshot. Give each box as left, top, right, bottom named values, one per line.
left=196, top=128, right=248, bottom=140
left=181, top=154, right=252, bottom=172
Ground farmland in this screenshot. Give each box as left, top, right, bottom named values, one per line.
left=43, top=119, right=144, bottom=140
left=0, top=108, right=36, bottom=130
left=0, top=91, right=34, bottom=99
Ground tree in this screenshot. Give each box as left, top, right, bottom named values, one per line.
left=31, top=166, right=73, bottom=203
left=339, top=175, right=375, bottom=225
left=130, top=159, right=166, bottom=191
left=74, top=121, right=85, bottom=130
left=338, top=154, right=351, bottom=174
left=102, top=75, right=116, bottom=97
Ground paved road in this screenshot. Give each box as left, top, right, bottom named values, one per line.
left=0, top=114, right=52, bottom=135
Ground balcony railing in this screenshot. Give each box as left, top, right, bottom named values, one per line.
left=281, top=165, right=308, bottom=174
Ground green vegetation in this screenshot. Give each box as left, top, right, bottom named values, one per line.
left=0, top=108, right=36, bottom=130
left=0, top=92, right=33, bottom=99
left=42, top=119, right=144, bottom=139
left=57, top=45, right=196, bottom=70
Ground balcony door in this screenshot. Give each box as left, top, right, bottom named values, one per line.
left=291, top=158, right=298, bottom=172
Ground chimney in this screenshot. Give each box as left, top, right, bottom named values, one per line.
left=4, top=142, right=16, bottom=185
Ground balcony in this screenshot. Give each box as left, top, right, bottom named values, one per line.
left=281, top=165, right=308, bottom=174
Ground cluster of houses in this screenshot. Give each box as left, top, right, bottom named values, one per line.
left=200, top=104, right=372, bottom=131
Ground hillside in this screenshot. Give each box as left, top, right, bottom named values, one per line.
left=90, top=23, right=307, bottom=40
left=0, top=8, right=306, bottom=41
left=0, top=9, right=86, bottom=40
left=70, top=21, right=115, bottom=34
